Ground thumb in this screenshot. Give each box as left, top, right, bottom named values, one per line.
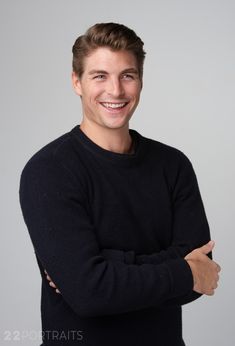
left=199, top=240, right=215, bottom=255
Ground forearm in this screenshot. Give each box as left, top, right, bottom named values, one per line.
left=100, top=245, right=207, bottom=307
left=101, top=243, right=204, bottom=266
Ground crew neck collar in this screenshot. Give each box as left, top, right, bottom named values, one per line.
left=70, top=124, right=145, bottom=167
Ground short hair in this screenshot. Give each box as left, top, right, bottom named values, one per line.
left=72, top=22, right=146, bottom=80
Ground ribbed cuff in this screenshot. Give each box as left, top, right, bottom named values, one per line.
left=101, top=249, right=124, bottom=262
left=101, top=249, right=135, bottom=264
left=135, top=254, right=153, bottom=264
left=124, top=250, right=135, bottom=264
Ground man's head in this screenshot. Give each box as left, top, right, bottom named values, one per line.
left=72, top=22, right=146, bottom=82
left=72, top=23, right=146, bottom=131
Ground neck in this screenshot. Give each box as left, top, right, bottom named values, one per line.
left=79, top=120, right=134, bottom=154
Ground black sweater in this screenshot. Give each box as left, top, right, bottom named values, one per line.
left=19, top=125, right=211, bottom=346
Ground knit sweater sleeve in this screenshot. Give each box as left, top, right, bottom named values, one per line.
left=19, top=155, right=194, bottom=317
left=100, top=152, right=211, bottom=306
left=101, top=247, right=202, bottom=306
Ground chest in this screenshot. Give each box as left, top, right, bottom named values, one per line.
left=85, top=163, right=173, bottom=253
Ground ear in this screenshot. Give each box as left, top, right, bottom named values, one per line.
left=72, top=71, right=82, bottom=96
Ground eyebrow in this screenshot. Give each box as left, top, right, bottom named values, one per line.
left=122, top=68, right=139, bottom=75
left=88, top=70, right=108, bottom=75
left=88, top=68, right=139, bottom=75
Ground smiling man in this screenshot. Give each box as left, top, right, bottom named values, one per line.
left=20, top=23, right=220, bottom=346
left=72, top=47, right=142, bottom=154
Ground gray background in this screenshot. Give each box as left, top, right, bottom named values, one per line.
left=1, top=0, right=234, bottom=345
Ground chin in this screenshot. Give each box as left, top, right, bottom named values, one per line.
left=102, top=115, right=133, bottom=129
left=103, top=119, right=130, bottom=130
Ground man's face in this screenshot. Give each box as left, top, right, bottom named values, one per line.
left=72, top=47, right=142, bottom=130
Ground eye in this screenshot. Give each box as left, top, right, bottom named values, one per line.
left=93, top=75, right=106, bottom=80
left=122, top=74, right=135, bottom=80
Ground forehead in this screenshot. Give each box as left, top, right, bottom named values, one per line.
left=83, top=47, right=138, bottom=73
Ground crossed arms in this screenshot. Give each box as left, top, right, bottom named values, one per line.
left=20, top=155, right=220, bottom=317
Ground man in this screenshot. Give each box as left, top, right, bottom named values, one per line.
left=20, top=23, right=220, bottom=346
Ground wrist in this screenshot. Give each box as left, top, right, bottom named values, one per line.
left=185, top=259, right=197, bottom=287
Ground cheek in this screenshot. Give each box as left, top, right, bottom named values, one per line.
left=130, top=90, right=141, bottom=101
left=89, top=86, right=103, bottom=100
left=128, top=83, right=141, bottom=96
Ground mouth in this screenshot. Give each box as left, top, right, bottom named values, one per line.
left=99, top=102, right=129, bottom=111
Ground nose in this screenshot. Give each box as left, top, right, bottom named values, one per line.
left=106, top=77, right=125, bottom=98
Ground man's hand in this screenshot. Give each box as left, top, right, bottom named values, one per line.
left=44, top=270, right=61, bottom=294
left=185, top=240, right=221, bottom=296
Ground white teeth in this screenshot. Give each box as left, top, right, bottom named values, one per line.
left=102, top=102, right=127, bottom=109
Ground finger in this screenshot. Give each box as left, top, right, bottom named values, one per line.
left=46, top=274, right=52, bottom=281
left=210, top=289, right=215, bottom=296
left=44, top=269, right=51, bottom=281
left=199, top=240, right=215, bottom=255
left=212, top=261, right=221, bottom=273
left=206, top=288, right=215, bottom=296
left=212, top=282, right=218, bottom=289
left=55, top=289, right=61, bottom=294
left=49, top=281, right=57, bottom=289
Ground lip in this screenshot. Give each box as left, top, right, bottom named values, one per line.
left=98, top=100, right=129, bottom=103
left=99, top=101, right=129, bottom=114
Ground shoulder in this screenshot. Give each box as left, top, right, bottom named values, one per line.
left=138, top=131, right=193, bottom=169
left=135, top=130, right=197, bottom=191
left=20, top=126, right=85, bottom=187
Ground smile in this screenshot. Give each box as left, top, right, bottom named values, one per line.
left=100, top=102, right=129, bottom=110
